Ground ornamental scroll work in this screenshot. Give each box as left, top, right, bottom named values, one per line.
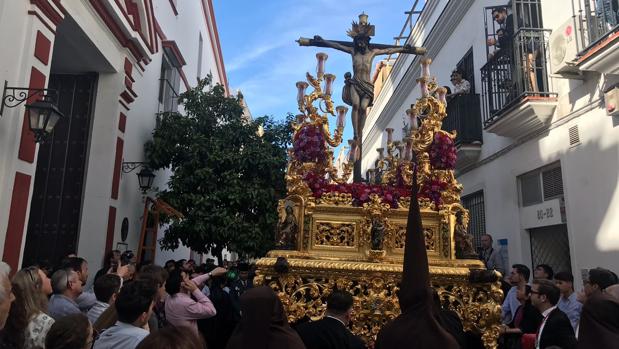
left=274, top=194, right=452, bottom=260
left=254, top=259, right=503, bottom=349
left=314, top=222, right=356, bottom=247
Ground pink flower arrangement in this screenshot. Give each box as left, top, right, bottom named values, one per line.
left=303, top=170, right=412, bottom=208
left=419, top=178, right=448, bottom=207
left=293, top=125, right=327, bottom=163
left=429, top=132, right=457, bottom=170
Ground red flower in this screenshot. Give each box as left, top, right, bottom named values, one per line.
left=429, top=132, right=457, bottom=169
left=293, top=125, right=327, bottom=163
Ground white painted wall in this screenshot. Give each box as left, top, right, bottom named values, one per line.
left=363, top=0, right=619, bottom=288
left=0, top=0, right=228, bottom=281
left=0, top=1, right=55, bottom=267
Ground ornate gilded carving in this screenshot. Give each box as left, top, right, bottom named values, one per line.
left=389, top=225, right=406, bottom=249
left=424, top=228, right=436, bottom=250
left=262, top=55, right=501, bottom=348
left=314, top=222, right=356, bottom=247
left=318, top=192, right=353, bottom=206
left=255, top=258, right=502, bottom=348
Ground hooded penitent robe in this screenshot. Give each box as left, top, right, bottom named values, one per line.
left=374, top=172, right=459, bottom=349
left=225, top=286, right=306, bottom=349
left=576, top=293, right=619, bottom=349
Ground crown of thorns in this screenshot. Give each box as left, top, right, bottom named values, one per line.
left=347, top=21, right=374, bottom=38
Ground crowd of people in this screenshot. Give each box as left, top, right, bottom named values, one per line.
left=0, top=241, right=616, bottom=349
left=479, top=233, right=619, bottom=349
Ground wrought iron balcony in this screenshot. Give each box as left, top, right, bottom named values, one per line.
left=443, top=93, right=483, bottom=146
left=481, top=28, right=558, bottom=138
left=583, top=0, right=619, bottom=45
left=577, top=1, right=619, bottom=75
left=442, top=93, right=483, bottom=169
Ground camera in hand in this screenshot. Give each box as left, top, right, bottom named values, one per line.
left=121, top=250, right=135, bottom=266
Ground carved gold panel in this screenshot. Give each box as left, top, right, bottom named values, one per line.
left=254, top=258, right=501, bottom=349
left=314, top=222, right=356, bottom=247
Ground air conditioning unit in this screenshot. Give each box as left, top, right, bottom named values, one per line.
left=604, top=86, right=619, bottom=116
left=549, top=16, right=584, bottom=75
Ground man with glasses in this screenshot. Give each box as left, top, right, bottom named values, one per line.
left=530, top=279, right=576, bottom=349
left=48, top=268, right=83, bottom=319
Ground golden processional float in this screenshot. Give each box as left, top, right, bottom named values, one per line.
left=254, top=54, right=503, bottom=347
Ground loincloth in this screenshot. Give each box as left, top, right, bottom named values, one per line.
left=342, top=75, right=374, bottom=107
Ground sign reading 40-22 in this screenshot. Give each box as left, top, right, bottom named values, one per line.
left=521, top=198, right=563, bottom=229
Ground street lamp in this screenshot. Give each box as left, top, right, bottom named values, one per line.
left=122, top=162, right=156, bottom=193
left=1, top=81, right=64, bottom=143
left=136, top=167, right=155, bottom=192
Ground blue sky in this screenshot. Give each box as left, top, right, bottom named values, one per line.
left=213, top=0, right=421, bottom=147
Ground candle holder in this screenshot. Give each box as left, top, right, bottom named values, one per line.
left=417, top=78, right=429, bottom=97
left=436, top=86, right=447, bottom=105
left=324, top=74, right=336, bottom=96
left=420, top=57, right=432, bottom=77
left=385, top=128, right=394, bottom=144
left=376, top=147, right=385, bottom=160
left=296, top=81, right=309, bottom=110
left=348, top=139, right=357, bottom=162
left=336, top=105, right=348, bottom=128
left=316, top=52, right=328, bottom=80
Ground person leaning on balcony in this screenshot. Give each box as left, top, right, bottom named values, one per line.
left=449, top=70, right=470, bottom=96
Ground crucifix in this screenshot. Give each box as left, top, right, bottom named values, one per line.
left=297, top=13, right=426, bottom=182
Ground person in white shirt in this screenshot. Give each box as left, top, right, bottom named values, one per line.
left=449, top=70, right=471, bottom=95
left=93, top=280, right=157, bottom=349
left=87, top=274, right=121, bottom=324
left=4, top=266, right=54, bottom=349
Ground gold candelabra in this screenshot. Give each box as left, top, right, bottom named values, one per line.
left=290, top=52, right=354, bottom=186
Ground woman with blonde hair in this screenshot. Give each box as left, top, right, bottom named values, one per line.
left=5, top=265, right=54, bottom=349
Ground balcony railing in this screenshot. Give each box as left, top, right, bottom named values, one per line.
left=481, top=28, right=556, bottom=127
left=442, top=93, right=483, bottom=146
left=584, top=0, right=619, bottom=45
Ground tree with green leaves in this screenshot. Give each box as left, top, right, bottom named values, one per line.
left=145, top=76, right=292, bottom=263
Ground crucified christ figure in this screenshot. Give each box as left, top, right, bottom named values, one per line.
left=298, top=13, right=426, bottom=182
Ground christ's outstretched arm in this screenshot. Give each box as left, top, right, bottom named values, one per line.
left=372, top=44, right=426, bottom=56
left=297, top=36, right=353, bottom=54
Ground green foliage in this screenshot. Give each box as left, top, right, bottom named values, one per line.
left=145, top=76, right=293, bottom=258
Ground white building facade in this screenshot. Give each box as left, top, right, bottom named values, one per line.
left=0, top=0, right=228, bottom=280
left=363, top=0, right=619, bottom=286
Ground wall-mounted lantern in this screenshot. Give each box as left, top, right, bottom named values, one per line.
left=1, top=81, right=64, bottom=143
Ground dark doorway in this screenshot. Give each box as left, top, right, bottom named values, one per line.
left=22, top=74, right=97, bottom=268
left=529, top=224, right=572, bottom=274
